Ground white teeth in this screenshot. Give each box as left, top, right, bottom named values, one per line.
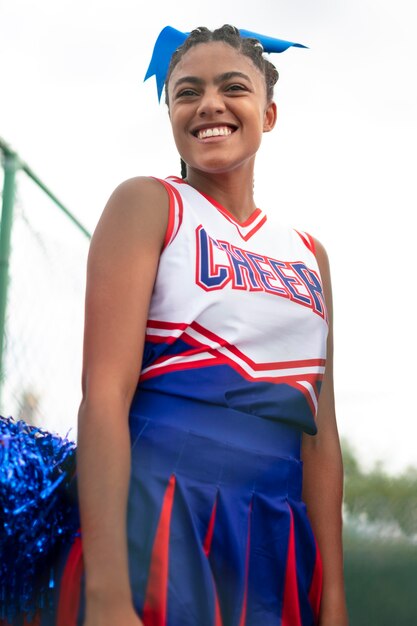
left=197, top=126, right=233, bottom=139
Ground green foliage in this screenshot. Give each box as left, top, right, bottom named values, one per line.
left=341, top=439, right=417, bottom=537
left=339, top=442, right=417, bottom=623
left=344, top=530, right=417, bottom=625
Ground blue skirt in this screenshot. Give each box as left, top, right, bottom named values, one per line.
left=9, top=390, right=322, bottom=626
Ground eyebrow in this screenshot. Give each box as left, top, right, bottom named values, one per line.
left=173, top=71, right=253, bottom=91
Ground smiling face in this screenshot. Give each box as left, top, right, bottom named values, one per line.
left=167, top=42, right=277, bottom=177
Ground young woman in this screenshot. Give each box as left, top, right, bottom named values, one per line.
left=2, top=24, right=348, bottom=626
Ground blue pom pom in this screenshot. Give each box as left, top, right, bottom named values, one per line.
left=0, top=415, right=79, bottom=622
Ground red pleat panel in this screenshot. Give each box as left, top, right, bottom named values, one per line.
left=238, top=498, right=252, bottom=626
left=142, top=475, right=176, bottom=626
left=56, top=533, right=84, bottom=626
left=281, top=507, right=302, bottom=626
left=203, top=496, right=218, bottom=557
left=213, top=591, right=223, bottom=626
left=308, top=538, right=323, bottom=623
left=23, top=610, right=41, bottom=626
left=202, top=494, right=223, bottom=626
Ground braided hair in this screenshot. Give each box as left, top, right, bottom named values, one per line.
left=164, top=25, right=279, bottom=179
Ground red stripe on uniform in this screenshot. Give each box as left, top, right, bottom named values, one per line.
left=145, top=319, right=326, bottom=370
left=152, top=178, right=184, bottom=249
left=292, top=381, right=317, bottom=417
left=202, top=495, right=223, bottom=626
left=166, top=176, right=187, bottom=185
left=169, top=183, right=184, bottom=238
left=214, top=590, right=223, bottom=626
left=308, top=538, right=323, bottom=623
left=281, top=507, right=302, bottom=626
left=23, top=611, right=41, bottom=626
left=167, top=177, right=266, bottom=241
left=203, top=496, right=218, bottom=557
left=141, top=355, right=323, bottom=391
left=56, top=533, right=84, bottom=626
left=190, top=322, right=326, bottom=370
left=238, top=498, right=253, bottom=626
left=307, top=233, right=316, bottom=255
left=294, top=230, right=315, bottom=255
left=240, top=215, right=267, bottom=241
left=153, top=178, right=176, bottom=250
left=142, top=475, right=176, bottom=626
left=147, top=320, right=188, bottom=330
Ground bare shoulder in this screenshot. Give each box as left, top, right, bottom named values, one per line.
left=106, top=175, right=168, bottom=209
left=86, top=175, right=171, bottom=303
left=93, top=175, right=169, bottom=246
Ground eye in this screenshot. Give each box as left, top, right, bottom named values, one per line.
left=225, top=83, right=247, bottom=93
left=176, top=88, right=199, bottom=98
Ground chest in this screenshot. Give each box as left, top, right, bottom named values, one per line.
left=148, top=193, right=327, bottom=357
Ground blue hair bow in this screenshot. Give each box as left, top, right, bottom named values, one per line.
left=144, top=26, right=308, bottom=101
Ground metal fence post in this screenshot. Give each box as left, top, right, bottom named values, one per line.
left=0, top=150, right=18, bottom=404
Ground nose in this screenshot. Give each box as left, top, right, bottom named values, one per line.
left=196, top=88, right=226, bottom=117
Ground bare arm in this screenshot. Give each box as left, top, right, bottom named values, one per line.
left=301, top=240, right=349, bottom=626
left=76, top=177, right=168, bottom=621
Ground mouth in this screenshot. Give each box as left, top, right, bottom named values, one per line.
left=191, top=124, right=238, bottom=140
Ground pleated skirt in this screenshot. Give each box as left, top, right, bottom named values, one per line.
left=13, top=389, right=322, bottom=626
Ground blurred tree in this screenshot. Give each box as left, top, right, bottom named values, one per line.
left=342, top=439, right=417, bottom=538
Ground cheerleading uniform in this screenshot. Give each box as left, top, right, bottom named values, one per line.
left=15, top=176, right=328, bottom=626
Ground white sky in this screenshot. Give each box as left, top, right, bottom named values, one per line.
left=1, top=0, right=416, bottom=473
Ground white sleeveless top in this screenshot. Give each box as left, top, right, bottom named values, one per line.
left=138, top=176, right=328, bottom=435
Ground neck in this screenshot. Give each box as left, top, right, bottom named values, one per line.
left=185, top=164, right=257, bottom=222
